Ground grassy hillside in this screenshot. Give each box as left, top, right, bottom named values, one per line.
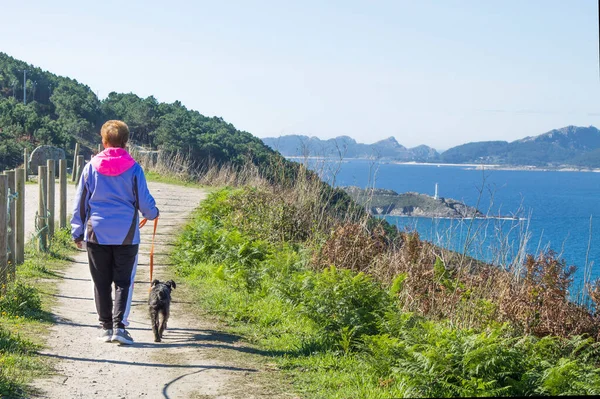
left=0, top=52, right=274, bottom=171
left=172, top=185, right=600, bottom=398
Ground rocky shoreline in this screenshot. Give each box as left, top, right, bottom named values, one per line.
left=343, top=186, right=486, bottom=219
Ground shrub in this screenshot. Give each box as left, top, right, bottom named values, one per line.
left=195, top=188, right=238, bottom=227
left=219, top=236, right=270, bottom=292
left=590, top=279, right=600, bottom=321
left=363, top=321, right=600, bottom=397
left=313, top=223, right=388, bottom=272
left=499, top=250, right=597, bottom=338
left=173, top=219, right=222, bottom=272
left=300, top=266, right=392, bottom=350
left=224, top=187, right=317, bottom=243
left=0, top=281, right=42, bottom=318
left=174, top=216, right=271, bottom=292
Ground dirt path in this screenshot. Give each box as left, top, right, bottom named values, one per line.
left=29, top=182, right=293, bottom=398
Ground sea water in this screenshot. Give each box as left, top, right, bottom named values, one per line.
left=294, top=158, right=600, bottom=299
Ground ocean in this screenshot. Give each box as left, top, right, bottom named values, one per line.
left=295, top=158, right=600, bottom=298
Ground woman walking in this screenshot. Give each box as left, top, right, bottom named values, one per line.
left=71, top=120, right=159, bottom=344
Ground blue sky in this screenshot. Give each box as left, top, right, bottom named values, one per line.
left=1, top=0, right=599, bottom=150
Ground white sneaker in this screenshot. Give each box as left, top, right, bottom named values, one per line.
left=111, top=328, right=134, bottom=345
left=97, top=328, right=113, bottom=343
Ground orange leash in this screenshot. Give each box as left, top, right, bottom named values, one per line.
left=139, top=217, right=159, bottom=289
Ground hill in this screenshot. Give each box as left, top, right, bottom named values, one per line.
left=0, top=52, right=277, bottom=171
left=262, top=134, right=440, bottom=162
left=440, top=125, right=600, bottom=167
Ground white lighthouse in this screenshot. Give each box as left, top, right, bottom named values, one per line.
left=434, top=183, right=438, bottom=200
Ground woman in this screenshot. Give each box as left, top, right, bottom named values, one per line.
left=71, top=120, right=159, bottom=344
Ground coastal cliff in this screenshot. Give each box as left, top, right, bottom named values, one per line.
left=343, top=186, right=484, bottom=218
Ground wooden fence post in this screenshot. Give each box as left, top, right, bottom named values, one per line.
left=71, top=143, right=80, bottom=182
left=23, top=147, right=29, bottom=181
left=6, top=170, right=16, bottom=277
left=75, top=155, right=84, bottom=184
left=47, top=159, right=56, bottom=239
left=38, top=165, right=48, bottom=252
left=59, top=159, right=67, bottom=229
left=15, top=168, right=25, bottom=265
left=0, top=174, right=7, bottom=289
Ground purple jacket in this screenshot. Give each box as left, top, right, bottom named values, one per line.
left=71, top=148, right=159, bottom=245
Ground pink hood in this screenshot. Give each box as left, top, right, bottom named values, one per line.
left=90, top=148, right=136, bottom=176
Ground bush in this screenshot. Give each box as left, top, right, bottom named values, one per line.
left=0, top=281, right=42, bottom=318
left=313, top=223, right=388, bottom=272
left=219, top=235, right=269, bottom=292
left=499, top=250, right=597, bottom=338
left=363, top=320, right=600, bottom=397
left=300, top=266, right=392, bottom=350
left=174, top=219, right=223, bottom=270
left=218, top=187, right=316, bottom=243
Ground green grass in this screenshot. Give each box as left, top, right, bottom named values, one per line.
left=144, top=170, right=208, bottom=187
left=0, top=227, right=77, bottom=397
left=171, top=187, right=600, bottom=398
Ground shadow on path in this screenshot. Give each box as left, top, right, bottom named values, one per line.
left=163, top=369, right=206, bottom=399
left=38, top=353, right=257, bottom=372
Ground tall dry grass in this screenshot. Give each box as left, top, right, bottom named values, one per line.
left=130, top=146, right=268, bottom=188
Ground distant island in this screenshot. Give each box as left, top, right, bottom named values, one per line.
left=342, top=186, right=485, bottom=218
left=262, top=125, right=600, bottom=169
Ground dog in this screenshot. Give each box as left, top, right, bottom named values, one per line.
left=148, top=279, right=176, bottom=342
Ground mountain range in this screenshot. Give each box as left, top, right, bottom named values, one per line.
left=261, top=135, right=440, bottom=162
left=262, top=125, right=600, bottom=167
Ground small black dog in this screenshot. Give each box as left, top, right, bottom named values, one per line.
left=148, top=279, right=176, bottom=342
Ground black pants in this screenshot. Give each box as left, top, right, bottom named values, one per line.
left=87, top=242, right=139, bottom=330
